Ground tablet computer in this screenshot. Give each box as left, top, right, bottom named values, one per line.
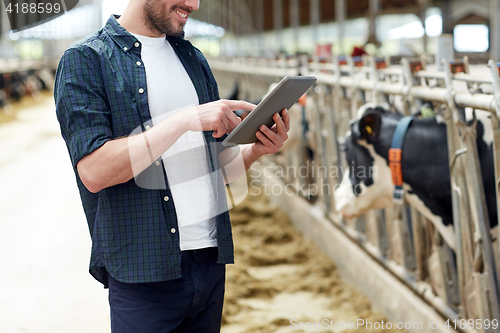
left=222, top=76, right=316, bottom=146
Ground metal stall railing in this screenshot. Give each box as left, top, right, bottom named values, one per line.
left=209, top=54, right=500, bottom=332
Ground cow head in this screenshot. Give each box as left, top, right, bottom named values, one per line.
left=335, top=106, right=397, bottom=218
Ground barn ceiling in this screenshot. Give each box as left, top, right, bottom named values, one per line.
left=191, top=0, right=431, bottom=35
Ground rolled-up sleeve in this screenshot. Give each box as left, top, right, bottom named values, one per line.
left=54, top=47, right=113, bottom=168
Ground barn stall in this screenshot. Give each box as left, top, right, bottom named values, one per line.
left=210, top=54, right=500, bottom=333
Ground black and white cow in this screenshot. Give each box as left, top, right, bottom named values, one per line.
left=334, top=104, right=497, bottom=250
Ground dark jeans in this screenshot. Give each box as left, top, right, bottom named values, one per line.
left=108, top=247, right=226, bottom=333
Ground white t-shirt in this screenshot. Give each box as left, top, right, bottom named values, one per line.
left=132, top=33, right=218, bottom=251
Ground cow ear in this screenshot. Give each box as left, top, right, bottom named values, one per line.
left=358, top=112, right=381, bottom=142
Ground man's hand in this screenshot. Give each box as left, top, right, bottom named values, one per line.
left=237, top=108, right=291, bottom=172
left=185, top=99, right=256, bottom=138
left=252, top=108, right=290, bottom=155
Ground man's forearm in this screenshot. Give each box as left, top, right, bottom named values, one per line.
left=77, top=112, right=190, bottom=193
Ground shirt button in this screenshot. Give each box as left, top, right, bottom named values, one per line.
left=145, top=125, right=151, bottom=130
left=164, top=196, right=169, bottom=202
left=136, top=61, right=142, bottom=66
left=155, top=161, right=160, bottom=166
left=123, top=46, right=128, bottom=51
left=139, top=88, right=144, bottom=94
left=134, top=42, right=140, bottom=47
left=170, top=228, right=176, bottom=234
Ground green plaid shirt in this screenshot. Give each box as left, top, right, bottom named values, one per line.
left=55, top=15, right=233, bottom=287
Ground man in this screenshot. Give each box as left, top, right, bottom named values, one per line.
left=54, top=0, right=290, bottom=332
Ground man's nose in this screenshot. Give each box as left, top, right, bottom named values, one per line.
left=185, top=0, right=199, bottom=11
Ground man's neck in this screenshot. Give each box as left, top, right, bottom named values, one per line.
left=117, top=3, right=165, bottom=38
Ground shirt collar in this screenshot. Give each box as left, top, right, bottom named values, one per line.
left=104, top=15, right=186, bottom=53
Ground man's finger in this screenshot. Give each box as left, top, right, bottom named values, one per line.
left=281, top=108, right=290, bottom=132
left=220, top=116, right=232, bottom=133
left=256, top=131, right=273, bottom=148
left=222, top=100, right=256, bottom=112
left=273, top=112, right=287, bottom=134
left=224, top=108, right=242, bottom=129
left=259, top=125, right=280, bottom=145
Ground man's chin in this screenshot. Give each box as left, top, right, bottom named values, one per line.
left=167, top=25, right=185, bottom=37
left=163, top=29, right=183, bottom=37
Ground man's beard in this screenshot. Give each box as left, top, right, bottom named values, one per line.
left=143, top=0, right=185, bottom=36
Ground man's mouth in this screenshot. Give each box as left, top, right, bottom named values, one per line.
left=174, top=9, right=189, bottom=22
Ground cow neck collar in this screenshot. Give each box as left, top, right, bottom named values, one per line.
left=388, top=116, right=414, bottom=204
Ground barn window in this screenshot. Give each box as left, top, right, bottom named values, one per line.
left=454, top=24, right=489, bottom=52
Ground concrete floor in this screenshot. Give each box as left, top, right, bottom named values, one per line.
left=0, top=96, right=110, bottom=333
